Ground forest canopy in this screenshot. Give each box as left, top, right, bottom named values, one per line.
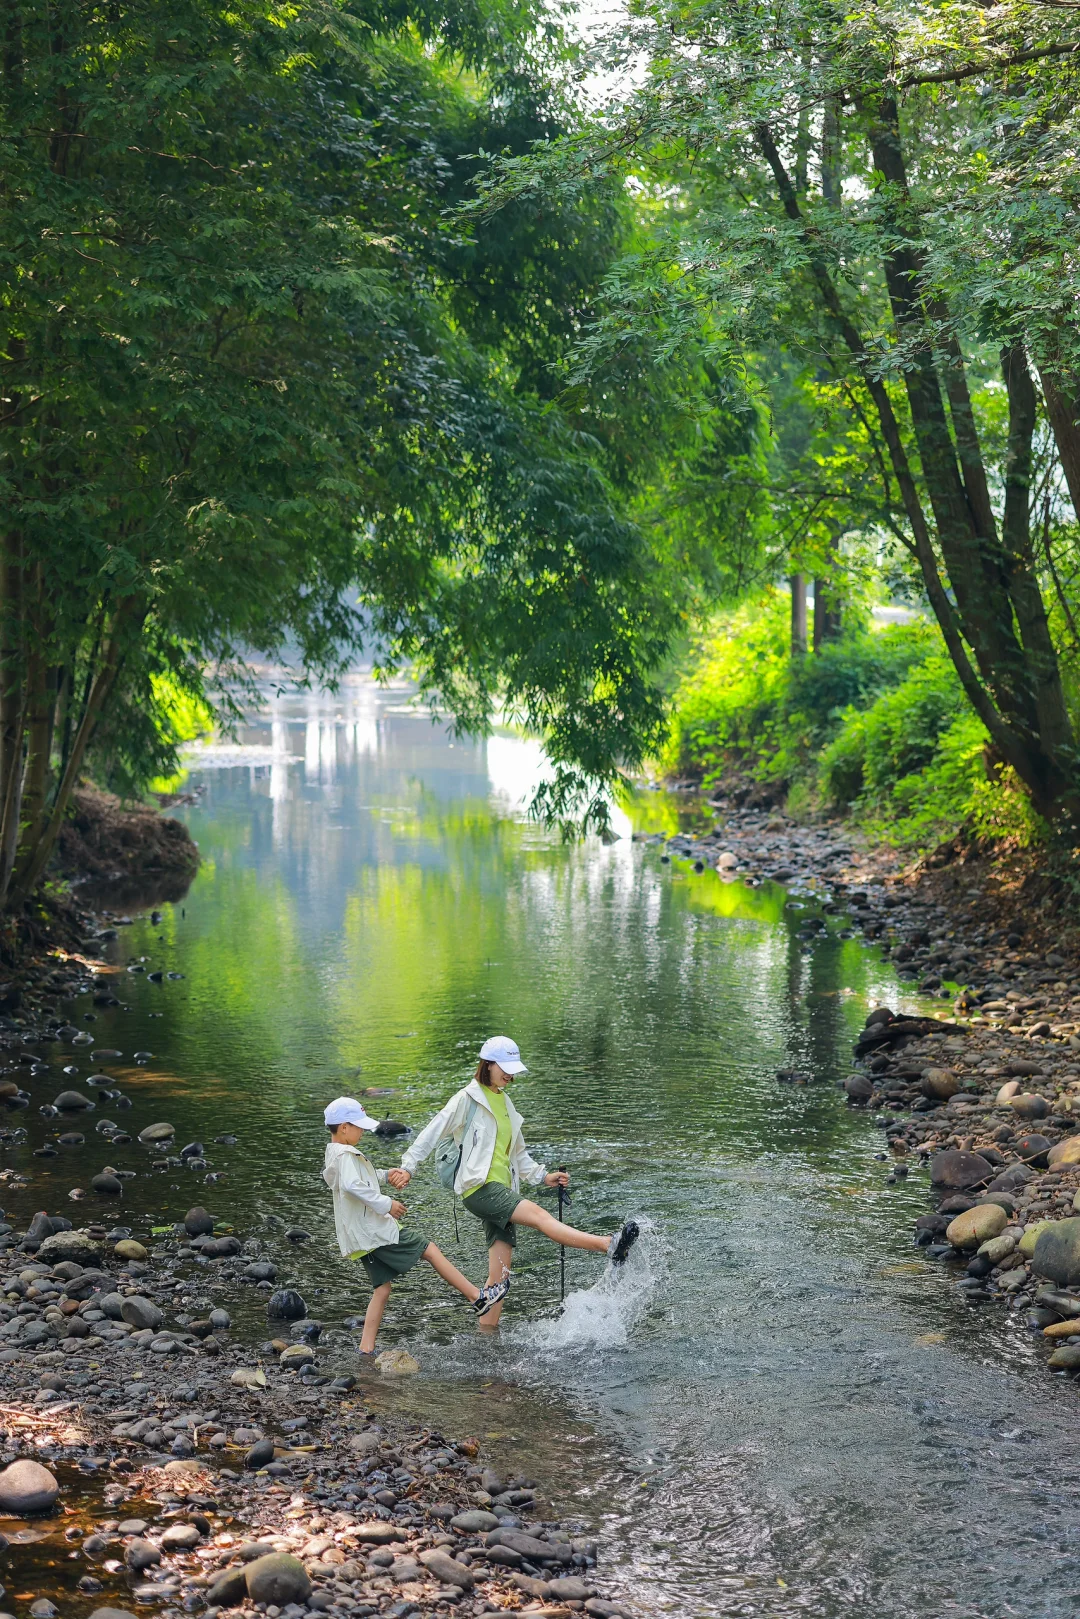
left=4, top=0, right=1080, bottom=909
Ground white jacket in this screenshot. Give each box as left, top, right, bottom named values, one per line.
left=400, top=1079, right=547, bottom=1196
left=322, top=1140, right=399, bottom=1256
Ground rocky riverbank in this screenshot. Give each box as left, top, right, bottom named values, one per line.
left=0, top=1215, right=628, bottom=1619
left=640, top=793, right=1080, bottom=1371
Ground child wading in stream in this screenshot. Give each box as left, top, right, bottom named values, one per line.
left=388, top=1036, right=639, bottom=1329
left=322, top=1097, right=509, bottom=1353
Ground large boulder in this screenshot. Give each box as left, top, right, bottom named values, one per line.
left=35, top=1230, right=102, bottom=1266
left=1032, top=1217, right=1080, bottom=1287
left=921, top=1067, right=960, bottom=1101
left=419, top=1548, right=474, bottom=1589
left=1009, top=1093, right=1050, bottom=1121
left=1020, top=1219, right=1057, bottom=1258
left=184, top=1206, right=215, bottom=1237
left=137, top=1122, right=175, bottom=1144
left=120, top=1296, right=163, bottom=1332
left=929, top=1150, right=993, bottom=1191
left=946, top=1204, right=1008, bottom=1251
left=244, top=1553, right=311, bottom=1606
left=266, top=1289, right=306, bottom=1321
left=0, top=1459, right=59, bottom=1512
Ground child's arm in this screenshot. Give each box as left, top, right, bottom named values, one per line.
left=339, top=1153, right=394, bottom=1216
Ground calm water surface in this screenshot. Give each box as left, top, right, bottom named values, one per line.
left=9, top=676, right=1080, bottom=1618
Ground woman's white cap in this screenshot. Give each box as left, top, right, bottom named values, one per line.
left=324, top=1096, right=380, bottom=1130
left=479, top=1035, right=528, bottom=1075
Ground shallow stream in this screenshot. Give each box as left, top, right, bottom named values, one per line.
left=6, top=676, right=1080, bottom=1618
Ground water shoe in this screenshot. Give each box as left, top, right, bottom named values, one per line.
left=608, top=1220, right=640, bottom=1265
left=473, top=1277, right=510, bottom=1316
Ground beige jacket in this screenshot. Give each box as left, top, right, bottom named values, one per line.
left=400, top=1079, right=547, bottom=1196
left=322, top=1140, right=399, bottom=1256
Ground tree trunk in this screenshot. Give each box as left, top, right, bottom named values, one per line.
left=1038, top=366, right=1080, bottom=527
left=9, top=599, right=140, bottom=908
left=757, top=112, right=1080, bottom=823
left=790, top=574, right=807, bottom=655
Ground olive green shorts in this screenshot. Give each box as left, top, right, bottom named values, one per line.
left=463, top=1182, right=522, bottom=1249
left=352, top=1228, right=430, bottom=1290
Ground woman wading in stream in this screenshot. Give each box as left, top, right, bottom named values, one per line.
left=388, top=1035, right=639, bottom=1328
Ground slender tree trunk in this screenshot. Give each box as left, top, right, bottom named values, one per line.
left=9, top=599, right=140, bottom=907
left=0, top=535, right=26, bottom=911
left=1038, top=366, right=1080, bottom=527
left=756, top=115, right=1080, bottom=822
left=790, top=574, right=807, bottom=655
left=1000, top=345, right=1074, bottom=754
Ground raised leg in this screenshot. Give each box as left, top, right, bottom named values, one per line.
left=360, top=1282, right=392, bottom=1353
left=477, top=1238, right=513, bottom=1332
left=510, top=1198, right=610, bottom=1252
left=422, top=1240, right=481, bottom=1302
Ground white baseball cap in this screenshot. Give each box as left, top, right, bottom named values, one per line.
left=324, top=1096, right=380, bottom=1130
left=479, top=1035, right=528, bottom=1075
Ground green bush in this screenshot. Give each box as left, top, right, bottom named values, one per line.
left=820, top=654, right=968, bottom=805
left=665, top=591, right=1043, bottom=850
left=663, top=589, right=937, bottom=783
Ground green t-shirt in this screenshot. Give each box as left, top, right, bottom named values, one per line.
left=487, top=1088, right=513, bottom=1187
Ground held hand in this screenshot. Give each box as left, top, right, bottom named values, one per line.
left=545, top=1171, right=570, bottom=1188
left=387, top=1168, right=410, bottom=1189
left=389, top=1199, right=407, bottom=1219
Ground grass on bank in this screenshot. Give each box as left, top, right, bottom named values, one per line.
left=662, top=590, right=1041, bottom=850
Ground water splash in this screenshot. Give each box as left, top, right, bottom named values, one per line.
left=518, top=1219, right=665, bottom=1351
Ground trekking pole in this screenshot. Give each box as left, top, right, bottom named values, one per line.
left=557, top=1165, right=567, bottom=1301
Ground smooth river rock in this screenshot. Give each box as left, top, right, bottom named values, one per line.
left=419, top=1547, right=474, bottom=1588
left=930, top=1150, right=993, bottom=1190
left=946, top=1204, right=1008, bottom=1251
left=921, top=1067, right=960, bottom=1101
left=1049, top=1137, right=1080, bottom=1168
left=137, top=1122, right=175, bottom=1143
left=1020, top=1220, right=1057, bottom=1258
left=244, top=1553, right=311, bottom=1606
left=375, top=1347, right=419, bottom=1376
left=0, top=1459, right=59, bottom=1512
left=1033, top=1217, right=1080, bottom=1287
left=266, top=1288, right=305, bottom=1321
left=120, top=1296, right=163, bottom=1331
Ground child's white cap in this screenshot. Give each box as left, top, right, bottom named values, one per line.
left=324, top=1096, right=380, bottom=1130
left=479, top=1035, right=528, bottom=1075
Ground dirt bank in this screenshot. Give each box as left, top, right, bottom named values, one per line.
left=55, top=788, right=199, bottom=907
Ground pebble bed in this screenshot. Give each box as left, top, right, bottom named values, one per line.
left=0, top=908, right=628, bottom=1619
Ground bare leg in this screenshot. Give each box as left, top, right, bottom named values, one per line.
left=421, top=1241, right=481, bottom=1303
left=478, top=1239, right=513, bottom=1333
left=510, top=1198, right=610, bottom=1252
left=360, top=1282, right=392, bottom=1353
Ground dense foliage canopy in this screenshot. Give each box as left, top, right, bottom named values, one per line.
left=481, top=0, right=1080, bottom=834
left=0, top=0, right=733, bottom=912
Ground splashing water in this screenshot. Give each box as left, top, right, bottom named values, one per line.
left=517, top=1218, right=665, bottom=1351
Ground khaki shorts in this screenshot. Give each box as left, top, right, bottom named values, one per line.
left=463, top=1182, right=522, bottom=1249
